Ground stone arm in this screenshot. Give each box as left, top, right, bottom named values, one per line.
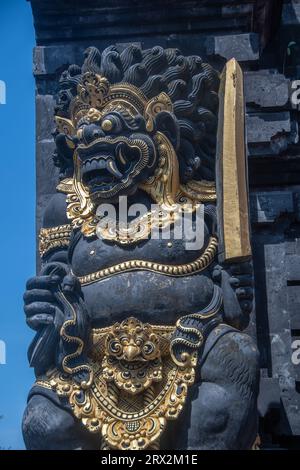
left=169, top=202, right=253, bottom=368
left=24, top=192, right=90, bottom=380
left=205, top=200, right=254, bottom=331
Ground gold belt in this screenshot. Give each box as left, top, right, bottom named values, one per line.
left=36, top=317, right=197, bottom=450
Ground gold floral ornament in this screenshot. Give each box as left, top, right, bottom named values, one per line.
left=55, top=117, right=76, bottom=138
left=36, top=318, right=197, bottom=450
left=77, top=73, right=110, bottom=109
left=69, top=72, right=147, bottom=126
left=144, top=92, right=173, bottom=132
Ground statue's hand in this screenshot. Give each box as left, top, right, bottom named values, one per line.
left=227, top=261, right=254, bottom=316
left=212, top=261, right=253, bottom=329
left=24, top=270, right=88, bottom=376
left=23, top=274, right=64, bottom=331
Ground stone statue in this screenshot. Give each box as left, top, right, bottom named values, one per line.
left=22, top=45, right=259, bottom=450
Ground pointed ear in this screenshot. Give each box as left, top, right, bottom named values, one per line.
left=55, top=133, right=75, bottom=158
left=155, top=111, right=180, bottom=151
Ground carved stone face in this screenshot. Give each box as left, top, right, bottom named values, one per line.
left=54, top=72, right=179, bottom=205
left=75, top=110, right=157, bottom=201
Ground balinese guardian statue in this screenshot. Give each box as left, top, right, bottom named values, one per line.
left=22, top=45, right=259, bottom=450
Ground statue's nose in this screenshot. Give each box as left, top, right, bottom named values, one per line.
left=81, top=124, right=105, bottom=145
left=123, top=344, right=140, bottom=361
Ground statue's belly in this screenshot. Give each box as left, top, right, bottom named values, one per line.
left=81, top=271, right=215, bottom=326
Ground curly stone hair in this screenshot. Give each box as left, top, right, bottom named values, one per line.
left=54, top=45, right=220, bottom=183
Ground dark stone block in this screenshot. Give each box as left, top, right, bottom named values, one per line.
left=34, top=46, right=84, bottom=77
left=244, top=71, right=290, bottom=108
left=288, top=292, right=300, bottom=329
left=249, top=155, right=300, bottom=186
left=282, top=392, right=300, bottom=435
left=36, top=94, right=55, bottom=141
left=250, top=191, right=294, bottom=224
left=258, top=377, right=281, bottom=417
left=247, top=112, right=291, bottom=143
left=262, top=242, right=294, bottom=381
left=30, top=1, right=255, bottom=46
left=286, top=254, right=300, bottom=281
left=206, top=33, right=260, bottom=62
left=282, top=2, right=300, bottom=26
left=247, top=112, right=298, bottom=156
left=292, top=192, right=300, bottom=222
left=36, top=140, right=58, bottom=196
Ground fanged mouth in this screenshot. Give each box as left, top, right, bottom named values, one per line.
left=82, top=155, right=122, bottom=189
left=80, top=142, right=140, bottom=192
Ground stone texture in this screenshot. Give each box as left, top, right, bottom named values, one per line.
left=206, top=33, right=260, bottom=62
left=285, top=254, right=300, bottom=281
left=287, top=285, right=300, bottom=329
left=247, top=112, right=291, bottom=143
left=282, top=2, right=300, bottom=25
left=30, top=1, right=256, bottom=46
left=36, top=95, right=55, bottom=141
left=244, top=71, right=290, bottom=108
left=34, top=46, right=84, bottom=77
left=246, top=112, right=298, bottom=155
left=250, top=191, right=294, bottom=224
left=264, top=243, right=297, bottom=432
left=258, top=377, right=281, bottom=417
left=282, top=392, right=300, bottom=435
left=36, top=140, right=58, bottom=196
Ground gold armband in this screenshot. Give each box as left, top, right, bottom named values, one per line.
left=39, top=224, right=72, bottom=258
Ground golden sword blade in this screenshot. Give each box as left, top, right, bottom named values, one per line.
left=216, top=58, right=252, bottom=264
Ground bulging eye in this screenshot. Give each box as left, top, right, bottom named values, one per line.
left=101, top=119, right=113, bottom=132
left=101, top=115, right=122, bottom=133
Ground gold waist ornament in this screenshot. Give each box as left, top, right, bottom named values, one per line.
left=39, top=224, right=72, bottom=258
left=36, top=317, right=197, bottom=450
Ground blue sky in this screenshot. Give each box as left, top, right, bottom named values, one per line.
left=0, top=0, right=35, bottom=449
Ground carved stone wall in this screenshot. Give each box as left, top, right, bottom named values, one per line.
left=29, top=0, right=300, bottom=447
